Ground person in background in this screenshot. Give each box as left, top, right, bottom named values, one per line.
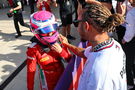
left=23, top=0, right=28, bottom=5
left=28, top=0, right=35, bottom=14
left=122, top=0, right=135, bottom=89
left=55, top=0, right=76, bottom=40
left=21, top=0, right=24, bottom=11
left=36, top=0, right=52, bottom=12
left=115, top=0, right=127, bottom=44
left=9, top=0, right=29, bottom=38
left=116, top=0, right=127, bottom=16
left=123, top=0, right=133, bottom=12
left=8, top=0, right=13, bottom=7
left=72, top=0, right=78, bottom=21
left=59, top=1, right=127, bottom=90
left=27, top=11, right=71, bottom=90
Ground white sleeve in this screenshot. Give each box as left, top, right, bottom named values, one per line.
left=84, top=46, right=92, bottom=58
left=17, top=1, right=22, bottom=7
left=124, top=11, right=135, bottom=42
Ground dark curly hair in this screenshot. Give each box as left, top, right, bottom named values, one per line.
left=82, top=3, right=125, bottom=33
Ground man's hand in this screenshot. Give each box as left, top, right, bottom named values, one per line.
left=50, top=42, right=62, bottom=53
left=9, top=8, right=14, bottom=13
left=59, top=35, right=86, bottom=58
left=59, top=34, right=69, bottom=45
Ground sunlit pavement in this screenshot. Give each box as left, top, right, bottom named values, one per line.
left=0, top=5, right=80, bottom=90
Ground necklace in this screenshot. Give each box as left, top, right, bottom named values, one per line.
left=93, top=38, right=113, bottom=52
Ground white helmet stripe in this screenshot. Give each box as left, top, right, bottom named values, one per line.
left=31, top=14, right=56, bottom=29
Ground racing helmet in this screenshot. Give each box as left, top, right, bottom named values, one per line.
left=30, top=11, right=59, bottom=45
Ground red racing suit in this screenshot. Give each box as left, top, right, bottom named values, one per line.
left=26, top=42, right=71, bottom=90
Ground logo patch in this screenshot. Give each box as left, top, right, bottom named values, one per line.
left=40, top=56, right=49, bottom=62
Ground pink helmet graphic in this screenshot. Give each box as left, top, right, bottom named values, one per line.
left=30, top=11, right=59, bottom=45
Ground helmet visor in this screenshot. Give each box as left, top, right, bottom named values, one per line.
left=32, top=23, right=58, bottom=34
